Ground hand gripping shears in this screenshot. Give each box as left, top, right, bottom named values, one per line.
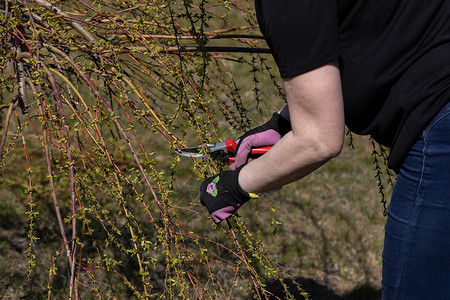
left=176, top=139, right=271, bottom=165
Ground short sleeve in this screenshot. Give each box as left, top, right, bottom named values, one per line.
left=255, top=0, right=341, bottom=78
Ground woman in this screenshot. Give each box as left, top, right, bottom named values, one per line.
left=200, top=1, right=450, bottom=298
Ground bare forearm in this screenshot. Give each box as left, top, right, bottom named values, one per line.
left=239, top=61, right=344, bottom=193
left=238, top=130, right=336, bottom=193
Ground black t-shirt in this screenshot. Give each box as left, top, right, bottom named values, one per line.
left=255, top=0, right=450, bottom=172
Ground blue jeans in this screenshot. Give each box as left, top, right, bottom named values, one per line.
left=382, top=102, right=450, bottom=300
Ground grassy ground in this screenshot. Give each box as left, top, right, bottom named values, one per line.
left=0, top=133, right=392, bottom=299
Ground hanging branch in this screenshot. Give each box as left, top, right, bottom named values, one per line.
left=35, top=0, right=99, bottom=44
left=164, top=45, right=271, bottom=54
left=41, top=64, right=78, bottom=299
left=0, top=1, right=312, bottom=299
left=0, top=100, right=17, bottom=157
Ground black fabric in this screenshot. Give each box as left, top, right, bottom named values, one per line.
left=200, top=166, right=250, bottom=215
left=255, top=0, right=450, bottom=172
left=255, top=0, right=341, bottom=78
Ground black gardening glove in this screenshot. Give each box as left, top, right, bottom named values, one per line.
left=200, top=166, right=257, bottom=223
left=234, top=113, right=291, bottom=167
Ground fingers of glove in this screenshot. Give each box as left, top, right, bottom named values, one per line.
left=234, top=129, right=281, bottom=167
left=211, top=204, right=242, bottom=223
left=234, top=113, right=287, bottom=157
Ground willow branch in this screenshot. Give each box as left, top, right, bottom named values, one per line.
left=14, top=43, right=30, bottom=112
left=35, top=0, right=98, bottom=43
left=166, top=46, right=271, bottom=53
left=3, top=0, right=9, bottom=19
left=31, top=62, right=73, bottom=270
left=0, top=103, right=14, bottom=111
left=111, top=33, right=265, bottom=40
left=119, top=73, right=179, bottom=142
left=0, top=100, right=17, bottom=158
left=41, top=63, right=77, bottom=299
left=40, top=108, right=73, bottom=268
left=45, top=43, right=163, bottom=211
left=97, top=45, right=271, bottom=55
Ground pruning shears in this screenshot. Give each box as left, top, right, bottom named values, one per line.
left=176, top=139, right=271, bottom=165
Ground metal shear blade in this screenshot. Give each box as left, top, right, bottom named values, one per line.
left=175, top=144, right=217, bottom=159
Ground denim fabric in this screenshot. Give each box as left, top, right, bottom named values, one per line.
left=382, top=102, right=450, bottom=299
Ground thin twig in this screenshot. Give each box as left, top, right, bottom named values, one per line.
left=0, top=100, right=17, bottom=158
left=35, top=0, right=98, bottom=43
left=41, top=63, right=77, bottom=300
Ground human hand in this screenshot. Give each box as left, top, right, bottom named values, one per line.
left=200, top=167, right=257, bottom=223
left=234, top=113, right=291, bottom=168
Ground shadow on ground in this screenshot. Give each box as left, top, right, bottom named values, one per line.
left=263, top=277, right=381, bottom=300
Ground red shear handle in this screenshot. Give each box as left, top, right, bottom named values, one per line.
left=224, top=139, right=272, bottom=164
left=225, top=139, right=272, bottom=154
left=225, top=139, right=238, bottom=152
left=249, top=146, right=272, bottom=155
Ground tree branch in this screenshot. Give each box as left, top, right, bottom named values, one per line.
left=35, top=0, right=98, bottom=43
